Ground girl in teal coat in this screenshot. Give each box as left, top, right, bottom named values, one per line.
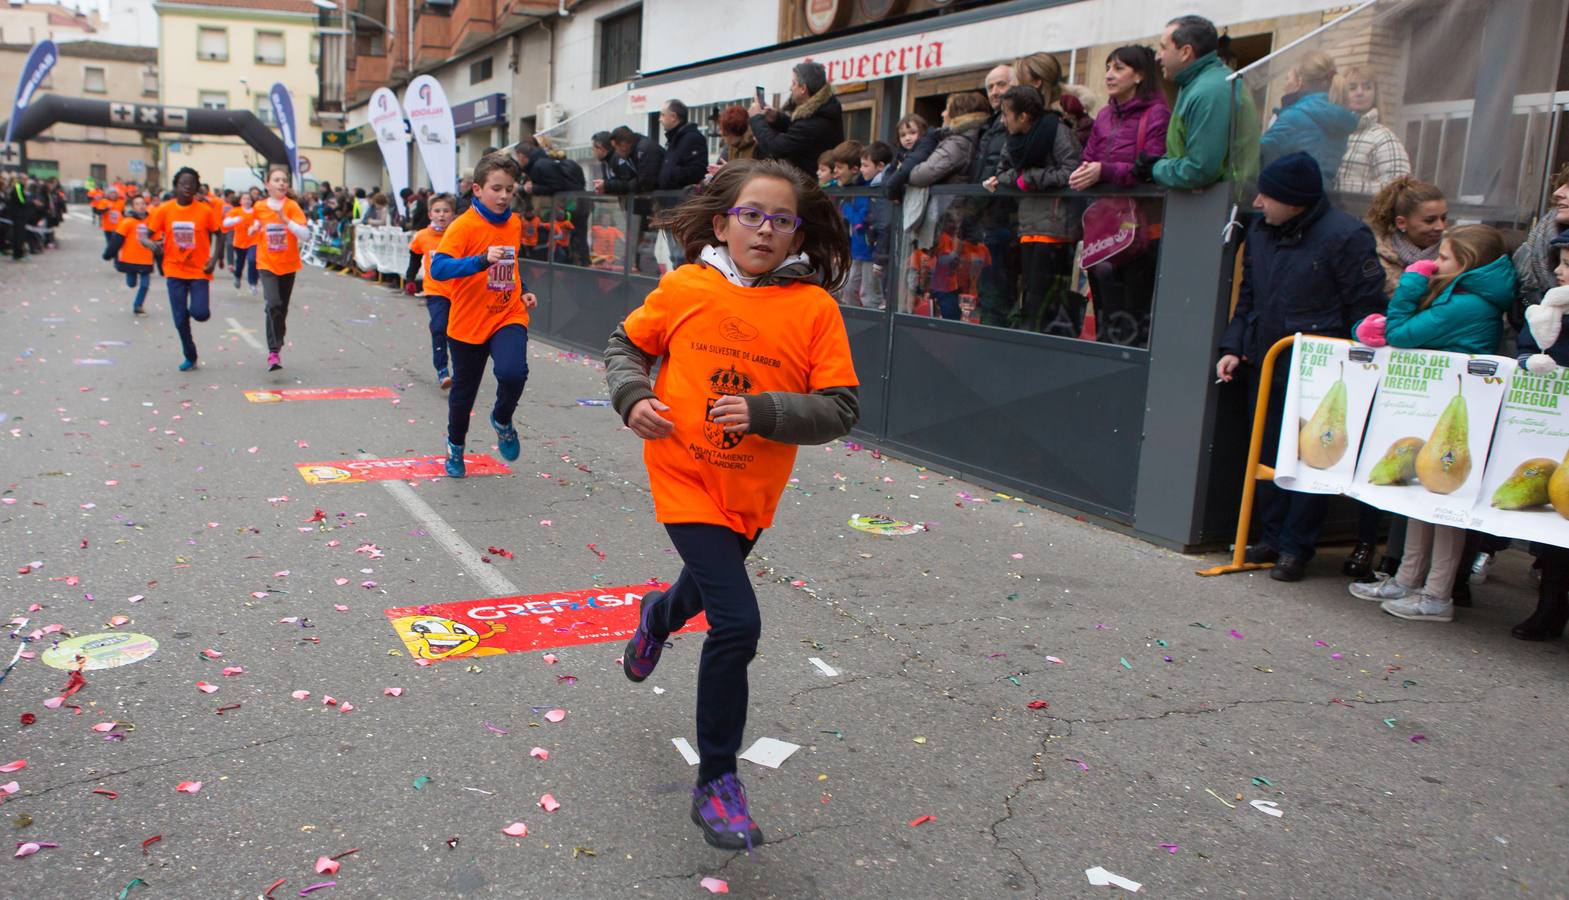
left=1350, top=225, right=1517, bottom=623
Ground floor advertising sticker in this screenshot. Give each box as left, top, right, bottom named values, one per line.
left=848, top=514, right=925, bottom=536
left=384, top=584, right=701, bottom=661
left=1272, top=336, right=1380, bottom=495
left=1467, top=363, right=1569, bottom=545
left=297, top=454, right=510, bottom=484
left=41, top=632, right=159, bottom=670
left=1348, top=351, right=1511, bottom=527
left=245, top=386, right=400, bottom=403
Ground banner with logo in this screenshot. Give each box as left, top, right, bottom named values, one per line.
left=403, top=75, right=457, bottom=195
left=268, top=83, right=300, bottom=189
left=1272, top=336, right=1381, bottom=495
left=368, top=87, right=410, bottom=217
left=1467, top=365, right=1569, bottom=545
left=6, top=40, right=58, bottom=145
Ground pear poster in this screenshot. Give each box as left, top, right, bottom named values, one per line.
left=1347, top=350, right=1512, bottom=527
left=1273, top=336, right=1380, bottom=495
left=1466, top=364, right=1569, bottom=545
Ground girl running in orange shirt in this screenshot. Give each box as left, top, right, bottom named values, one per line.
left=605, top=159, right=859, bottom=852
left=113, top=194, right=155, bottom=316
left=144, top=167, right=222, bottom=370
left=406, top=193, right=457, bottom=388
left=250, top=166, right=310, bottom=371
left=428, top=154, right=538, bottom=477
left=225, top=192, right=259, bottom=294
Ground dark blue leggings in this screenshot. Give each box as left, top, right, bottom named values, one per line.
left=124, top=271, right=149, bottom=308
left=232, top=245, right=257, bottom=286
left=426, top=296, right=450, bottom=373
left=644, top=523, right=763, bottom=784
left=446, top=323, right=528, bottom=445
left=166, top=277, right=211, bottom=363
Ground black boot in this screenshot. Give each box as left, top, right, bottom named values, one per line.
left=1342, top=542, right=1376, bottom=578
left=1513, top=565, right=1568, bottom=641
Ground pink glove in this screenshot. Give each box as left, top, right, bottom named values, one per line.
left=1404, top=259, right=1438, bottom=277
left=1355, top=314, right=1387, bottom=347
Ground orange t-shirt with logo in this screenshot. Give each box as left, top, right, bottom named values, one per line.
left=591, top=225, right=624, bottom=264
left=101, top=199, right=125, bottom=232
left=230, top=207, right=256, bottom=250
left=146, top=199, right=220, bottom=280
left=621, top=264, right=859, bottom=536
left=435, top=207, right=527, bottom=343
left=519, top=215, right=543, bottom=248
left=252, top=198, right=306, bottom=276
left=408, top=226, right=451, bottom=299
left=115, top=216, right=154, bottom=267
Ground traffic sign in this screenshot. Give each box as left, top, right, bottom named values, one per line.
left=298, top=154, right=312, bottom=174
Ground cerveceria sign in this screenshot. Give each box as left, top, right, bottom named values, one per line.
left=811, top=38, right=946, bottom=83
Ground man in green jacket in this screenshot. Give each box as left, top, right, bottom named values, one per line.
left=1145, top=15, right=1259, bottom=190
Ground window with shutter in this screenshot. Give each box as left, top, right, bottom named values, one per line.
left=256, top=31, right=285, bottom=65
left=199, top=91, right=228, bottom=110
left=83, top=66, right=107, bottom=93
left=198, top=27, right=229, bottom=62
left=254, top=95, right=276, bottom=125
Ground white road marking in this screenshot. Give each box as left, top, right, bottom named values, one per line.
left=358, top=453, right=520, bottom=596
left=225, top=317, right=264, bottom=349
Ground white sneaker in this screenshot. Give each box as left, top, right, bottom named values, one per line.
left=1348, top=575, right=1412, bottom=602
left=1381, top=592, right=1454, bottom=622
left=1469, top=552, right=1493, bottom=585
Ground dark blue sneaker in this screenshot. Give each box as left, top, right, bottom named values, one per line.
left=178, top=358, right=196, bottom=371
left=445, top=440, right=465, bottom=478
left=691, top=773, right=763, bottom=851
left=622, top=590, right=669, bottom=683
left=491, top=414, right=520, bottom=461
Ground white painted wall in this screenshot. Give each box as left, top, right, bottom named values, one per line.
left=102, top=0, right=158, bottom=46
left=541, top=0, right=642, bottom=150
left=639, top=0, right=774, bottom=74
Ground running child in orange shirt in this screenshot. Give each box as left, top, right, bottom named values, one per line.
left=113, top=194, right=155, bottom=315
left=428, top=154, right=537, bottom=477
left=144, top=167, right=222, bottom=370
left=604, top=159, right=859, bottom=852
left=407, top=193, right=457, bottom=389
left=251, top=165, right=310, bottom=371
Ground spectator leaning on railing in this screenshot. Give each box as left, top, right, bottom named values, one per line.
left=658, top=100, right=709, bottom=190
left=1141, top=14, right=1259, bottom=189
left=603, top=125, right=663, bottom=194
left=1513, top=163, right=1569, bottom=308
left=970, top=64, right=1016, bottom=183
left=749, top=61, right=845, bottom=178
left=514, top=134, right=588, bottom=197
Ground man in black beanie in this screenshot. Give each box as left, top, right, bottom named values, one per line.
left=1215, top=151, right=1386, bottom=582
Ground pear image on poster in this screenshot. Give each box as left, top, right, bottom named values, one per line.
left=1415, top=374, right=1471, bottom=495
left=1548, top=450, right=1569, bottom=519
left=1298, top=361, right=1348, bottom=469
left=1491, top=458, right=1558, bottom=509
left=1368, top=437, right=1424, bottom=485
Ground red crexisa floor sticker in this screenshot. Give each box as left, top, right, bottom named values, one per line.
left=296, top=455, right=510, bottom=484
left=245, top=386, right=400, bottom=402
left=384, top=584, right=705, bottom=661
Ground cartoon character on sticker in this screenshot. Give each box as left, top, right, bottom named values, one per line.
left=171, top=221, right=196, bottom=250
left=390, top=615, right=508, bottom=659
left=303, top=465, right=353, bottom=483
left=249, top=391, right=285, bottom=403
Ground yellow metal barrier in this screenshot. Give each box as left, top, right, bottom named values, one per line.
left=1196, top=334, right=1296, bottom=577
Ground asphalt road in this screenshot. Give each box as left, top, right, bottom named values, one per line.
left=1, top=219, right=1565, bottom=899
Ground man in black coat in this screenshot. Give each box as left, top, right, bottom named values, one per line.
left=603, top=125, right=663, bottom=194
left=657, top=100, right=708, bottom=190
left=514, top=136, right=586, bottom=197
left=970, top=64, right=1016, bottom=183
left=1215, top=152, right=1387, bottom=582
left=748, top=61, right=844, bottom=177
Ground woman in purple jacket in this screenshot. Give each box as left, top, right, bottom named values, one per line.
left=1069, top=45, right=1169, bottom=348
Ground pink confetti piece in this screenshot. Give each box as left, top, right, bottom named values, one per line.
left=222, top=666, right=245, bottom=676
left=0, top=760, right=25, bottom=773
left=1046, top=656, right=1065, bottom=664
left=334, top=578, right=349, bottom=586
left=1410, top=734, right=1427, bottom=743
left=544, top=708, right=566, bottom=723
left=383, top=687, right=403, bottom=697
left=530, top=747, right=549, bottom=760
left=42, top=697, right=63, bottom=710
left=538, top=794, right=561, bottom=812
left=542, top=653, right=558, bottom=664
left=196, top=681, right=219, bottom=694
left=483, top=721, right=509, bottom=735
left=91, top=722, right=117, bottom=732
left=1229, top=629, right=1245, bottom=640
left=339, top=703, right=354, bottom=714
left=502, top=822, right=529, bottom=837
left=251, top=592, right=269, bottom=599
left=1314, top=640, right=1330, bottom=647
left=1331, top=652, right=1344, bottom=660
left=175, top=781, right=202, bottom=793
left=315, top=857, right=339, bottom=875
left=1065, top=758, right=1090, bottom=771
left=14, top=842, right=42, bottom=857
left=246, top=447, right=258, bottom=454
left=1010, top=553, right=1024, bottom=560
left=0, top=782, right=17, bottom=794
left=200, top=648, right=223, bottom=659
left=700, top=877, right=729, bottom=894
left=291, top=690, right=311, bottom=700
left=322, top=695, right=337, bottom=706
left=334, top=604, right=349, bottom=612
left=298, top=882, right=335, bottom=896
left=1159, top=843, right=1180, bottom=854
left=360, top=581, right=377, bottom=590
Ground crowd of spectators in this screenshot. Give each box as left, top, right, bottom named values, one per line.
left=1, top=173, right=67, bottom=262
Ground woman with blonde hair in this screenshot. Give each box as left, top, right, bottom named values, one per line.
left=1334, top=66, right=1411, bottom=194
left=1365, top=175, right=1447, bottom=296
left=1259, top=50, right=1358, bottom=182
left=1014, top=52, right=1094, bottom=145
